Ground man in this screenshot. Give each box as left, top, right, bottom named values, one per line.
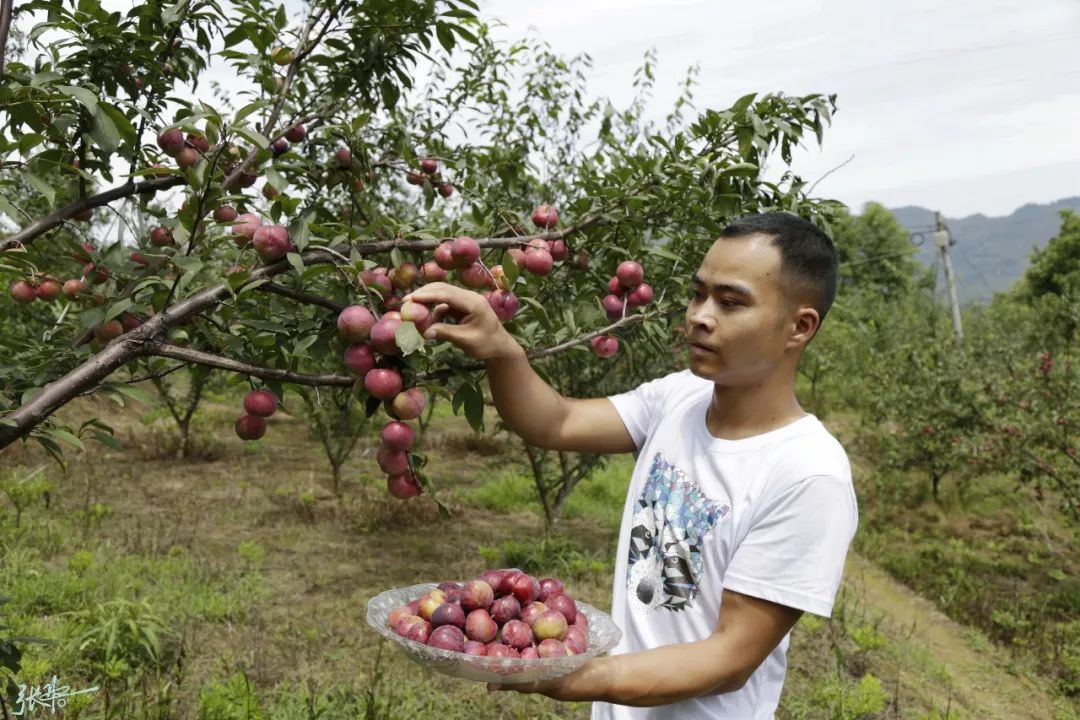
left=403, top=212, right=858, bottom=718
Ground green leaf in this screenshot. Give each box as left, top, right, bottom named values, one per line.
left=435, top=22, right=455, bottom=52
left=232, top=125, right=269, bottom=151
left=291, top=334, right=318, bottom=357
left=18, top=133, right=44, bottom=155
left=379, top=78, right=399, bottom=110
left=104, top=298, right=134, bottom=322
left=286, top=252, right=304, bottom=276
left=731, top=93, right=757, bottom=114
left=274, top=4, right=287, bottom=29
left=233, top=101, right=267, bottom=125
left=501, top=250, right=519, bottom=285
left=171, top=256, right=203, bottom=273
left=645, top=246, right=682, bottom=263
left=32, top=434, right=65, bottom=467
left=98, top=102, right=136, bottom=145
left=222, top=26, right=248, bottom=48
left=90, top=431, right=122, bottom=450
left=390, top=247, right=404, bottom=267
left=89, top=104, right=121, bottom=152
left=162, top=0, right=186, bottom=24
left=395, top=321, right=425, bottom=356
left=21, top=170, right=55, bottom=206
left=103, top=384, right=153, bottom=407
left=464, top=385, right=484, bottom=432
left=46, top=428, right=85, bottom=451
left=0, top=194, right=22, bottom=222
left=56, top=84, right=98, bottom=112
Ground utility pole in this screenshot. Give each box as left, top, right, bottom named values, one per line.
left=933, top=211, right=964, bottom=344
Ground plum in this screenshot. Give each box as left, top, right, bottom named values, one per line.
left=499, top=619, right=533, bottom=650
left=460, top=579, right=495, bottom=612
left=387, top=605, right=413, bottom=629
left=485, top=643, right=512, bottom=658
left=427, top=625, right=465, bottom=653
left=431, top=603, right=466, bottom=630
left=405, top=620, right=431, bottom=644
left=520, top=601, right=548, bottom=627
left=547, top=593, right=577, bottom=625
left=464, top=640, right=487, bottom=656
left=615, top=260, right=644, bottom=289
left=416, top=590, right=446, bottom=621
left=564, top=626, right=589, bottom=655
left=490, top=595, right=521, bottom=626
left=465, top=609, right=498, bottom=643
left=510, top=574, right=541, bottom=605
left=537, top=638, right=569, bottom=658
left=532, top=609, right=568, bottom=642
left=538, top=577, right=564, bottom=602
left=498, top=570, right=523, bottom=597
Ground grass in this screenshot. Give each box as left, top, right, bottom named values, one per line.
left=463, top=455, right=634, bottom=532
left=850, top=463, right=1080, bottom=702
left=0, top=388, right=1069, bottom=718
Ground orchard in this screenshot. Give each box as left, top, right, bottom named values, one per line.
left=0, top=0, right=838, bottom=507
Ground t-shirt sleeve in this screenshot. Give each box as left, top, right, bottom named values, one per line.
left=722, top=474, right=858, bottom=617
left=606, top=372, right=679, bottom=450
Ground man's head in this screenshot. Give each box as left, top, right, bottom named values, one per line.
left=685, top=212, right=838, bottom=385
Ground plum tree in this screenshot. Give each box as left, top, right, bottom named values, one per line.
left=0, top=0, right=839, bottom=511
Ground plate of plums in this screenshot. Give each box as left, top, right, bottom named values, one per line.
left=366, top=568, right=622, bottom=684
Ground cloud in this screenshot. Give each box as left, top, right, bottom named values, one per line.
left=482, top=0, right=1080, bottom=216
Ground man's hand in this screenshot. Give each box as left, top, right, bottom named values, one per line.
left=402, top=282, right=522, bottom=361
left=487, top=657, right=612, bottom=701
left=404, top=281, right=635, bottom=454
left=484, top=590, right=803, bottom=706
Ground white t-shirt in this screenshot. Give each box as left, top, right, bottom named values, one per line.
left=591, top=370, right=858, bottom=720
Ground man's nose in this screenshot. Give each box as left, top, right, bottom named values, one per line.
left=687, top=305, right=714, bottom=331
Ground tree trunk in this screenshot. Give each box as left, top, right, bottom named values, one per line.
left=175, top=419, right=191, bottom=460
left=525, top=445, right=554, bottom=527
left=418, top=396, right=437, bottom=438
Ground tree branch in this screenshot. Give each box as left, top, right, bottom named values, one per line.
left=149, top=343, right=355, bottom=387
left=0, top=176, right=185, bottom=252
left=141, top=309, right=650, bottom=391
left=259, top=281, right=346, bottom=313
left=0, top=215, right=604, bottom=448
left=0, top=0, right=13, bottom=80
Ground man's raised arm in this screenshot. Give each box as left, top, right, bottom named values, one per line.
left=403, top=283, right=636, bottom=455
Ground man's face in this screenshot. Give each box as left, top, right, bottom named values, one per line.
left=684, top=233, right=802, bottom=384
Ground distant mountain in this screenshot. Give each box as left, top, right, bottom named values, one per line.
left=889, top=197, right=1080, bottom=304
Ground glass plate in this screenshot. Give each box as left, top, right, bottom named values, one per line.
left=366, top=582, right=622, bottom=684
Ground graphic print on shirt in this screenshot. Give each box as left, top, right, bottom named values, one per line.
left=626, top=452, right=731, bottom=614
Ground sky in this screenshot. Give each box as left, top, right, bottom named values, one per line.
left=480, top=0, right=1080, bottom=218
left=13, top=0, right=1078, bottom=221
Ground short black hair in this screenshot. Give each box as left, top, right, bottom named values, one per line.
left=719, top=212, right=838, bottom=326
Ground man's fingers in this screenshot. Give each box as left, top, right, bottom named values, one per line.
left=430, top=303, right=451, bottom=323
left=422, top=322, right=469, bottom=343
left=403, top=282, right=466, bottom=307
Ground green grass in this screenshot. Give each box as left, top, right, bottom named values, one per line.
left=462, top=455, right=634, bottom=532
left=1, top=387, right=1070, bottom=718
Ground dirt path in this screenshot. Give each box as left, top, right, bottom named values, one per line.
left=845, top=554, right=1056, bottom=720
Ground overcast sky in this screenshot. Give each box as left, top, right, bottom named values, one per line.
left=481, top=0, right=1080, bottom=218
left=21, top=0, right=1078, bottom=220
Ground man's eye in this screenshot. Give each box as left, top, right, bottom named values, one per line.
left=720, top=299, right=741, bottom=308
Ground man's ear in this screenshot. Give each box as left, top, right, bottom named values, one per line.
left=787, top=306, right=820, bottom=349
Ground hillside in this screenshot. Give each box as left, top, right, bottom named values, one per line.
left=889, top=197, right=1080, bottom=303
